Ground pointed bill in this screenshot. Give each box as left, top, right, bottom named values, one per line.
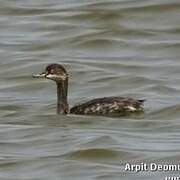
left=32, top=72, right=46, bottom=78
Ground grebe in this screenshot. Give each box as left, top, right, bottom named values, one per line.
left=33, top=64, right=144, bottom=116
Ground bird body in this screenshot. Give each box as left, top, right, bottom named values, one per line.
left=70, top=97, right=144, bottom=116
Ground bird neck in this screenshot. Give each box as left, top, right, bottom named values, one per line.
left=56, top=78, right=68, bottom=114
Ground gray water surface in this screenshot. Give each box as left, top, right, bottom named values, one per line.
left=0, top=0, right=180, bottom=179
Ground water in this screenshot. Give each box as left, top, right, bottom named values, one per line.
left=0, top=0, right=180, bottom=179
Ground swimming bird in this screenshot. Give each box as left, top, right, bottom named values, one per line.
left=33, top=64, right=144, bottom=116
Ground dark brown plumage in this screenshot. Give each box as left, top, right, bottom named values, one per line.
left=70, top=97, right=144, bottom=116
left=33, top=64, right=144, bottom=116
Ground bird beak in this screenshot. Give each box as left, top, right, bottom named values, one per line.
left=32, top=72, right=47, bottom=78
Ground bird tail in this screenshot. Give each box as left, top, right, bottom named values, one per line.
left=138, top=99, right=146, bottom=103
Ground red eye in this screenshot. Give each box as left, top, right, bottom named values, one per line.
left=46, top=66, right=54, bottom=74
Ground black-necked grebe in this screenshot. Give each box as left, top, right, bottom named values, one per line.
left=33, top=64, right=144, bottom=116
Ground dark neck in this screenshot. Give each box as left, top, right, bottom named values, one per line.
left=56, top=78, right=68, bottom=114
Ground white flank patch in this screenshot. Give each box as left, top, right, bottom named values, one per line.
left=96, top=106, right=101, bottom=111
left=127, top=106, right=136, bottom=111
